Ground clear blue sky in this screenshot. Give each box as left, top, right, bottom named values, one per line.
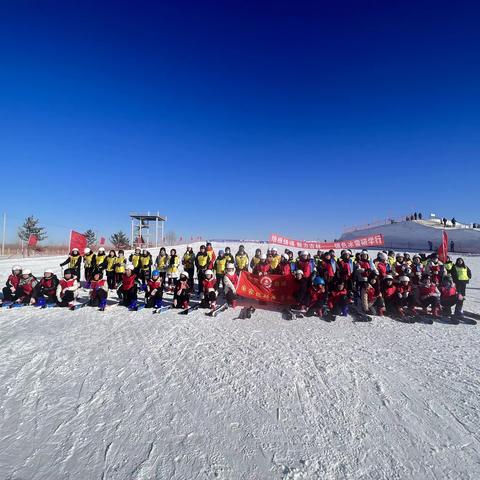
left=1, top=0, right=479, bottom=244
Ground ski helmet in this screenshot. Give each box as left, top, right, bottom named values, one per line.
left=205, top=269, right=213, bottom=277
left=294, top=269, right=304, bottom=277
left=44, top=269, right=54, bottom=275
left=313, top=276, right=325, bottom=286
left=260, top=254, right=267, bottom=260
left=22, top=269, right=32, bottom=275
left=12, top=265, right=22, bottom=272
left=399, top=276, right=410, bottom=283
left=226, top=263, right=235, bottom=270
left=84, top=247, right=91, bottom=254
left=72, top=248, right=79, bottom=254
left=152, top=270, right=160, bottom=277
left=378, top=252, right=388, bottom=261
left=384, top=275, right=394, bottom=281
left=126, top=264, right=135, bottom=271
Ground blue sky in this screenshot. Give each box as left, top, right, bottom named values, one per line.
left=1, top=1, right=479, bottom=244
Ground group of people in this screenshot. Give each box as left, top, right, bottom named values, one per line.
left=0, top=243, right=473, bottom=318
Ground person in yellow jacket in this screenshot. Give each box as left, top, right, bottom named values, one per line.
left=182, top=246, right=196, bottom=290
left=195, top=245, right=209, bottom=296
left=214, top=250, right=228, bottom=291
left=270, top=247, right=281, bottom=270
left=83, top=247, right=96, bottom=285
left=128, top=248, right=142, bottom=275
left=139, top=249, right=153, bottom=285
left=115, top=250, right=126, bottom=286
left=250, top=248, right=262, bottom=270
left=235, top=245, right=249, bottom=274
left=95, top=247, right=107, bottom=273
left=224, top=247, right=234, bottom=265
left=450, top=257, right=472, bottom=297
left=167, top=248, right=180, bottom=291
left=105, top=249, right=117, bottom=289
left=444, top=256, right=454, bottom=273
left=155, top=247, right=169, bottom=282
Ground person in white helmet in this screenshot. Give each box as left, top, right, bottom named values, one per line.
left=253, top=253, right=270, bottom=276
left=83, top=247, right=96, bottom=286
left=224, top=263, right=239, bottom=307
left=56, top=269, right=80, bottom=308
left=1, top=265, right=22, bottom=304
left=201, top=269, right=217, bottom=310
left=94, top=247, right=107, bottom=274
left=60, top=248, right=82, bottom=283
left=35, top=269, right=59, bottom=306
left=13, top=269, right=39, bottom=305
left=116, top=264, right=140, bottom=308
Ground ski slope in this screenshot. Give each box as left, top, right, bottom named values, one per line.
left=1, top=243, right=479, bottom=480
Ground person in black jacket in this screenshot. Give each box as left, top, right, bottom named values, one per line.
left=35, top=269, right=59, bottom=306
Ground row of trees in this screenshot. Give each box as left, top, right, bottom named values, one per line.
left=16, top=216, right=177, bottom=249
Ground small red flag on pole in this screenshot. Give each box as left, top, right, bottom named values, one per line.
left=438, top=230, right=448, bottom=263
left=100, top=237, right=106, bottom=245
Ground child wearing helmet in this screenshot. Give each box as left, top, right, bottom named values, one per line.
left=360, top=272, right=385, bottom=316
left=139, top=249, right=153, bottom=286
left=35, top=269, right=59, bottom=306
left=224, top=263, right=239, bottom=307
left=327, top=280, right=352, bottom=316
left=393, top=275, right=415, bottom=316
left=201, top=270, right=217, bottom=311
left=235, top=245, right=249, bottom=274
left=292, top=269, right=309, bottom=312
left=173, top=272, right=191, bottom=309
left=13, top=269, right=39, bottom=305
left=306, top=276, right=327, bottom=317
left=195, top=245, right=209, bottom=296
left=105, top=250, right=117, bottom=289
left=145, top=270, right=164, bottom=309
left=253, top=254, right=271, bottom=276
left=418, top=274, right=441, bottom=316
left=295, top=251, right=313, bottom=278
left=60, top=249, right=82, bottom=284
left=182, top=246, right=196, bottom=290
left=1, top=265, right=22, bottom=304
left=214, top=250, right=228, bottom=291
left=88, top=271, right=108, bottom=310
left=115, top=250, right=127, bottom=286
left=275, top=254, right=291, bottom=275
left=95, top=247, right=107, bottom=273
left=56, top=269, right=80, bottom=308
left=440, top=276, right=464, bottom=317
left=116, top=264, right=140, bottom=308
left=83, top=248, right=96, bottom=286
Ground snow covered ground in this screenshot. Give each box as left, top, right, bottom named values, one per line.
left=1, top=243, right=480, bottom=480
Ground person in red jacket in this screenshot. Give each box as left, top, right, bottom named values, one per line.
left=296, top=251, right=312, bottom=278
left=117, top=264, right=139, bottom=308
left=224, top=263, right=239, bottom=307
left=1, top=265, right=22, bottom=304
left=88, top=271, right=108, bottom=310
left=393, top=275, right=415, bottom=316
left=320, top=251, right=336, bottom=289
left=393, top=253, right=406, bottom=277
left=381, top=275, right=397, bottom=313
left=375, top=252, right=389, bottom=278
left=306, top=276, right=327, bottom=317
left=292, top=269, right=310, bottom=311
left=418, top=273, right=441, bottom=316
left=202, top=269, right=217, bottom=310
left=173, top=272, right=190, bottom=309
left=360, top=272, right=385, bottom=316
left=56, top=269, right=80, bottom=308
left=145, top=270, right=164, bottom=309
left=327, top=280, right=352, bottom=316
left=253, top=254, right=271, bottom=276
left=275, top=254, right=292, bottom=276
left=337, top=250, right=354, bottom=290
left=13, top=269, right=39, bottom=305
left=440, top=276, right=464, bottom=317
left=35, top=269, right=59, bottom=306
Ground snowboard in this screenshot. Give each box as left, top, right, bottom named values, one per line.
left=206, top=303, right=228, bottom=317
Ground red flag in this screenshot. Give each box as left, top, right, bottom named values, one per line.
left=69, top=230, right=87, bottom=253
left=237, top=271, right=298, bottom=305
left=438, top=231, right=448, bottom=263
left=27, top=234, right=38, bottom=247
left=99, top=237, right=106, bottom=245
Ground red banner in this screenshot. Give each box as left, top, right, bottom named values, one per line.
left=237, top=271, right=297, bottom=305
left=99, top=237, right=106, bottom=245
left=269, top=233, right=384, bottom=251
left=27, top=234, right=38, bottom=247
left=438, top=231, right=448, bottom=263
left=69, top=230, right=87, bottom=253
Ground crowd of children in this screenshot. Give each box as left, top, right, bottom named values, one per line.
left=0, top=243, right=473, bottom=319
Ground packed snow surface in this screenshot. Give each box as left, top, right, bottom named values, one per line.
left=1, top=243, right=480, bottom=480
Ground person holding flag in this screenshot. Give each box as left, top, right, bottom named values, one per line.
left=60, top=248, right=82, bottom=282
